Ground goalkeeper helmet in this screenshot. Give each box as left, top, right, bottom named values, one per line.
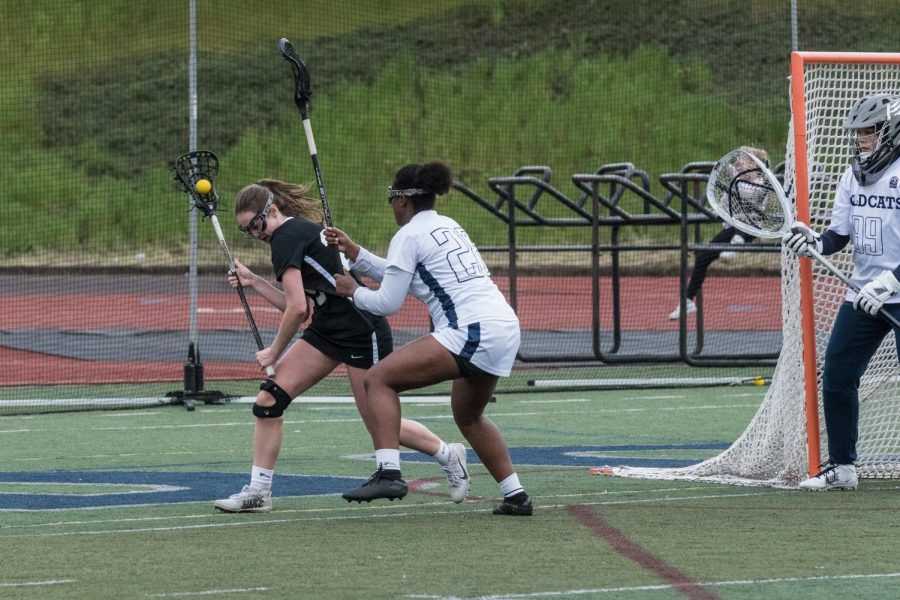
left=843, top=93, right=900, bottom=185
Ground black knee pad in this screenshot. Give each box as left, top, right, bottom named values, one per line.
left=253, top=379, right=292, bottom=418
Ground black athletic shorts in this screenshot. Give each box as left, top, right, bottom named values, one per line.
left=301, top=317, right=393, bottom=369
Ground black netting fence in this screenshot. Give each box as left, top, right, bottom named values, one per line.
left=1, top=0, right=895, bottom=412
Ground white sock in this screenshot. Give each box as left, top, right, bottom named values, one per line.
left=250, top=465, right=274, bottom=492
left=375, top=449, right=401, bottom=472
left=431, top=441, right=450, bottom=466
left=498, top=473, right=524, bottom=497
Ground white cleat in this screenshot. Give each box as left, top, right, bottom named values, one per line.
left=214, top=485, right=273, bottom=512
left=442, top=443, right=471, bottom=503
left=798, top=463, right=858, bottom=491
left=667, top=299, right=697, bottom=321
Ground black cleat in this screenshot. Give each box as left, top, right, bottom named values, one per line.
left=342, top=467, right=408, bottom=503
left=492, top=492, right=533, bottom=516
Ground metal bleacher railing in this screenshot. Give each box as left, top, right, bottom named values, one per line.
left=453, top=161, right=783, bottom=368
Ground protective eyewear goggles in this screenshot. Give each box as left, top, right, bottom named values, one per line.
left=387, top=187, right=427, bottom=203
left=239, top=192, right=274, bottom=238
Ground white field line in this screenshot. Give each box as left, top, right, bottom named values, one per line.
left=102, top=411, right=163, bottom=417
left=0, top=404, right=761, bottom=436
left=146, top=587, right=268, bottom=597
left=406, top=572, right=900, bottom=599
left=616, top=395, right=687, bottom=401
left=0, top=485, right=726, bottom=531
left=521, top=393, right=764, bottom=404
left=0, top=579, right=76, bottom=588
left=1, top=490, right=782, bottom=539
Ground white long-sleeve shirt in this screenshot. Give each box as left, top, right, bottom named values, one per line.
left=350, top=210, right=518, bottom=330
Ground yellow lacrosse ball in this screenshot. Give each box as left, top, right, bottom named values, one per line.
left=195, top=179, right=212, bottom=194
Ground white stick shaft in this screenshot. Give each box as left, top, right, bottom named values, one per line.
left=302, top=119, right=317, bottom=155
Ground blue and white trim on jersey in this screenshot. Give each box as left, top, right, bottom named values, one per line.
left=416, top=263, right=459, bottom=328
left=460, top=323, right=481, bottom=359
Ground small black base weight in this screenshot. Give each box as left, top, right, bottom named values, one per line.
left=166, top=389, right=229, bottom=411
left=166, top=341, right=228, bottom=411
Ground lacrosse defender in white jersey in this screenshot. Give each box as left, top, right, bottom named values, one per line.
left=784, top=93, right=900, bottom=490
left=213, top=179, right=470, bottom=512
left=328, top=161, right=532, bottom=515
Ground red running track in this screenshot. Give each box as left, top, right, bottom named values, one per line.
left=0, top=275, right=780, bottom=386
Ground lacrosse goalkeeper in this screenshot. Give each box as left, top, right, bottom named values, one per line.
left=783, top=93, right=900, bottom=490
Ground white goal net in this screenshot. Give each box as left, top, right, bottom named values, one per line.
left=608, top=52, right=900, bottom=487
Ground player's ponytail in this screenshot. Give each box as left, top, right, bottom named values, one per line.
left=416, top=161, right=453, bottom=197
left=392, top=160, right=453, bottom=211
left=251, top=179, right=324, bottom=225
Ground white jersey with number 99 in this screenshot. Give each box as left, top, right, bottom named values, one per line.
left=828, top=160, right=900, bottom=303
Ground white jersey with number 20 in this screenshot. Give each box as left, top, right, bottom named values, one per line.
left=382, top=210, right=518, bottom=330
left=828, top=160, right=900, bottom=304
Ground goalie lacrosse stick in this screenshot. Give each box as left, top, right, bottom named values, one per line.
left=278, top=37, right=333, bottom=227
left=173, top=150, right=276, bottom=376
left=707, top=147, right=900, bottom=328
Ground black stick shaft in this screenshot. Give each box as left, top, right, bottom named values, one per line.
left=210, top=214, right=276, bottom=377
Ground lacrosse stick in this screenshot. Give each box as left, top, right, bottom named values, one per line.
left=173, top=150, right=276, bottom=376
left=277, top=38, right=379, bottom=332
left=278, top=37, right=333, bottom=227
left=707, top=147, right=900, bottom=328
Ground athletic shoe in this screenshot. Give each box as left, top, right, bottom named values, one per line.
left=720, top=233, right=745, bottom=263
left=214, top=485, right=272, bottom=512
left=667, top=299, right=697, bottom=320
left=798, top=463, right=858, bottom=491
left=492, top=492, right=534, bottom=516
left=342, top=467, right=408, bottom=503
left=442, top=443, right=470, bottom=503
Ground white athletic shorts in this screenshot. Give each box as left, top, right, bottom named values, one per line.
left=430, top=319, right=521, bottom=377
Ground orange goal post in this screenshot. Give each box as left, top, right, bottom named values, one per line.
left=606, top=52, right=900, bottom=487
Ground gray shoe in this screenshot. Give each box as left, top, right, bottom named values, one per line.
left=798, top=463, right=858, bottom=490
left=442, top=443, right=471, bottom=504
left=214, top=485, right=272, bottom=512
left=342, top=468, right=408, bottom=503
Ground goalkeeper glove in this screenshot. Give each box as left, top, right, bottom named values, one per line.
left=782, top=221, right=823, bottom=258
left=853, top=270, right=900, bottom=316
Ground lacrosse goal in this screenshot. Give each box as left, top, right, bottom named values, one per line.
left=608, top=51, right=900, bottom=487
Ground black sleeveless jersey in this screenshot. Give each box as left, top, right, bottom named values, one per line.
left=269, top=218, right=381, bottom=342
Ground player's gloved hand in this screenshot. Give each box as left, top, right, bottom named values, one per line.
left=782, top=221, right=822, bottom=257
left=853, top=270, right=900, bottom=316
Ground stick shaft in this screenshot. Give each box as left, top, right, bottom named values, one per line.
left=807, top=247, right=900, bottom=328
left=302, top=118, right=333, bottom=227
left=210, top=215, right=276, bottom=377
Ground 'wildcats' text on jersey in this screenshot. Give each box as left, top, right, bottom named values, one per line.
left=847, top=194, right=900, bottom=209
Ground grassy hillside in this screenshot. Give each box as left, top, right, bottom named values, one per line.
left=1, top=0, right=897, bottom=260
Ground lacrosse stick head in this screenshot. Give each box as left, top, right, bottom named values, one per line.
left=278, top=37, right=312, bottom=117
left=706, top=147, right=789, bottom=238
left=173, top=150, right=220, bottom=218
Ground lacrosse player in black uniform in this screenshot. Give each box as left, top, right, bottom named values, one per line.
left=668, top=147, right=768, bottom=320
left=214, top=179, right=469, bottom=512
